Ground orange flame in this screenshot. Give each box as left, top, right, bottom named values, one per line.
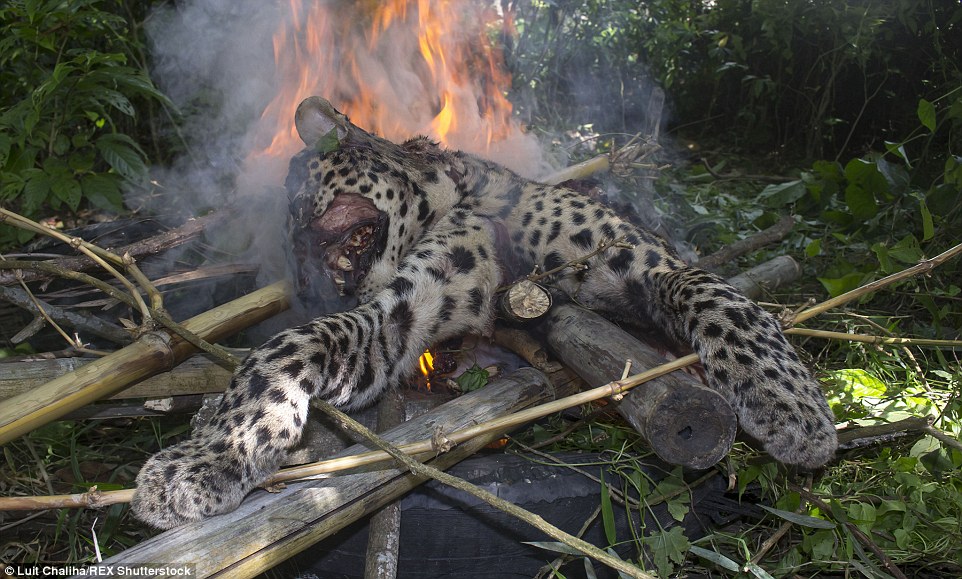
left=250, top=0, right=523, bottom=165
left=418, top=349, right=436, bottom=390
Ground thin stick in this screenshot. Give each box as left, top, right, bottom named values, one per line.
left=0, top=208, right=152, bottom=321
left=785, top=327, right=962, bottom=348
left=792, top=242, right=962, bottom=324
left=694, top=215, right=795, bottom=271
left=503, top=236, right=630, bottom=290
left=922, top=425, right=962, bottom=453
left=0, top=259, right=239, bottom=367
left=311, top=398, right=655, bottom=579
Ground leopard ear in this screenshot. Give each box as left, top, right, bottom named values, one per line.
left=295, top=96, right=351, bottom=147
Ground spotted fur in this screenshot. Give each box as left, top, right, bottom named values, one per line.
left=132, top=130, right=836, bottom=529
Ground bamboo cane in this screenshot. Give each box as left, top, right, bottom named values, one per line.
left=0, top=282, right=290, bottom=445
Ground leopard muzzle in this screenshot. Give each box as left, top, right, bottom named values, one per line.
left=289, top=192, right=388, bottom=301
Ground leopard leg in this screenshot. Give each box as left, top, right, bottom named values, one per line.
left=508, top=190, right=837, bottom=468
left=132, top=207, right=499, bottom=528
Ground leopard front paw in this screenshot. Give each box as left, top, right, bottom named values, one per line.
left=131, top=440, right=252, bottom=529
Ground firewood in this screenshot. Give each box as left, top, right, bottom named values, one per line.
left=0, top=353, right=236, bottom=401
left=726, top=255, right=801, bottom=299
left=0, top=281, right=289, bottom=445
left=546, top=304, right=736, bottom=469
left=498, top=278, right=552, bottom=323
left=694, top=215, right=795, bottom=272
left=92, top=367, right=556, bottom=578
left=0, top=211, right=229, bottom=287
left=364, top=389, right=405, bottom=579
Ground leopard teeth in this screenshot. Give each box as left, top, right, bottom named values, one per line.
left=336, top=255, right=354, bottom=271
left=332, top=271, right=347, bottom=295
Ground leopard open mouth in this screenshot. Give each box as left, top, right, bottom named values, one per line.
left=289, top=192, right=388, bottom=299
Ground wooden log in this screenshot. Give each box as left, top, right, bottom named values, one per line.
left=364, top=389, right=405, bottom=579
left=0, top=282, right=289, bottom=446
left=0, top=354, right=234, bottom=401
left=546, top=304, right=736, bottom=469
left=694, top=215, right=795, bottom=272
left=726, top=255, right=801, bottom=300
left=88, top=367, right=555, bottom=578
left=498, top=279, right=552, bottom=323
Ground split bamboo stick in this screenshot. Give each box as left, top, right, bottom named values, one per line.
left=0, top=282, right=289, bottom=445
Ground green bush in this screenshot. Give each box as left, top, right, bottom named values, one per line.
left=0, top=0, right=173, bottom=246
left=506, top=0, right=962, bottom=165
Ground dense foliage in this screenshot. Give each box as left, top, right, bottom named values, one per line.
left=0, top=0, right=173, bottom=247
left=505, top=1, right=962, bottom=576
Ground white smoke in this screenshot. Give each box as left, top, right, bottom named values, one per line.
left=144, top=0, right=550, bottom=300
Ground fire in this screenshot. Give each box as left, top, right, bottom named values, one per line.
left=250, top=0, right=524, bottom=164
left=418, top=349, right=436, bottom=390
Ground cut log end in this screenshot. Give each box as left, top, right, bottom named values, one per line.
left=499, top=280, right=552, bottom=323
left=545, top=304, right=737, bottom=470
left=621, top=386, right=737, bottom=470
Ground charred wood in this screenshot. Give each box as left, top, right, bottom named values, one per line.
left=0, top=211, right=229, bottom=287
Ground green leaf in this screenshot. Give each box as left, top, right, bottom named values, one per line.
left=828, top=368, right=887, bottom=401
left=884, top=140, right=910, bottom=166
left=887, top=235, right=922, bottom=264
left=757, top=179, right=806, bottom=207
left=758, top=504, right=837, bottom=529
left=688, top=545, right=740, bottom=572
left=314, top=127, right=341, bottom=154
left=847, top=502, right=877, bottom=524
left=640, top=526, right=689, bottom=578
left=0, top=132, right=11, bottom=167
left=455, top=365, right=489, bottom=392
left=99, top=88, right=135, bottom=117
left=744, top=561, right=776, bottom=579
left=872, top=242, right=893, bottom=273
left=667, top=499, right=689, bottom=522
left=917, top=98, right=936, bottom=132
left=95, top=133, right=146, bottom=183
left=919, top=199, right=934, bottom=241
left=600, top=470, right=617, bottom=546
left=804, top=238, right=822, bottom=257
left=843, top=183, right=878, bottom=220
left=817, top=272, right=865, bottom=298
left=22, top=168, right=51, bottom=215
left=50, top=172, right=82, bottom=211
left=81, top=173, right=123, bottom=212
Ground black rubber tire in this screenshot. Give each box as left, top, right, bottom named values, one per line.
left=273, top=451, right=725, bottom=579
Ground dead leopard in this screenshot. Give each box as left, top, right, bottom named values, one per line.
left=132, top=97, right=837, bottom=529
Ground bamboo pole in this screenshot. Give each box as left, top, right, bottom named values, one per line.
left=89, top=368, right=556, bottom=578
left=0, top=282, right=289, bottom=445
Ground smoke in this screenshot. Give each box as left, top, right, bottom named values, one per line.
left=143, top=0, right=550, bottom=316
